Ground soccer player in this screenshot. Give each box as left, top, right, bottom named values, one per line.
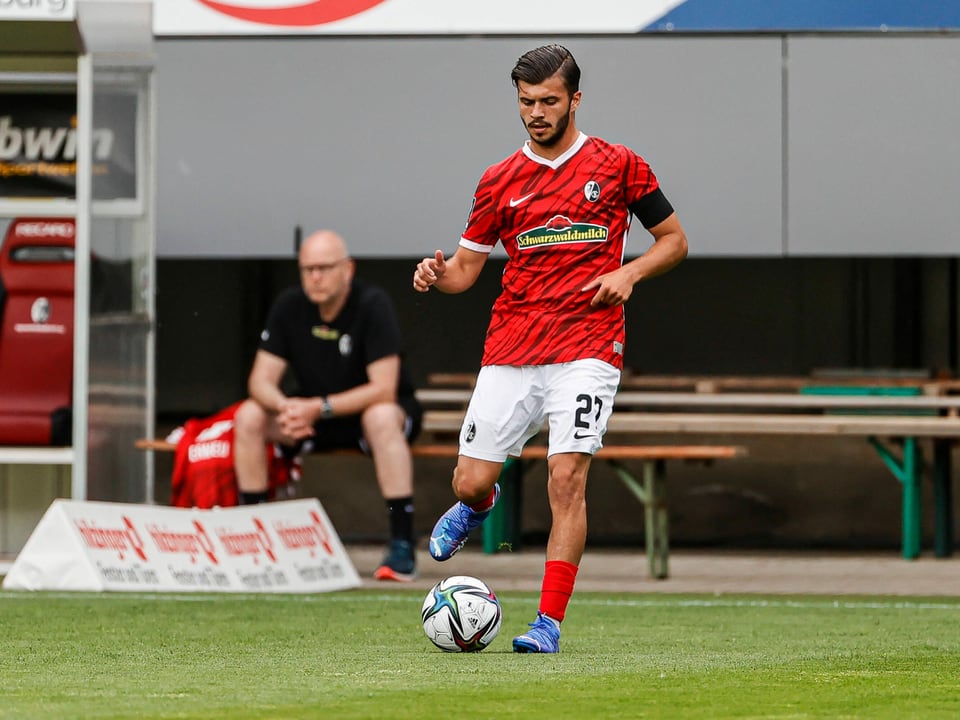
left=413, top=45, right=687, bottom=651
left=235, top=229, right=422, bottom=582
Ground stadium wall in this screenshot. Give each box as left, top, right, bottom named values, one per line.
left=154, top=34, right=960, bottom=257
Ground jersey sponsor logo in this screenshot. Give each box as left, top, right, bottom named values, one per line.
left=584, top=181, right=601, bottom=202
left=516, top=215, right=608, bottom=250
left=312, top=325, right=340, bottom=340
left=508, top=191, right=536, bottom=208
left=188, top=440, right=231, bottom=463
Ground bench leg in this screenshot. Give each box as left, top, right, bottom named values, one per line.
left=645, top=460, right=669, bottom=580
left=901, top=438, right=922, bottom=560
left=608, top=459, right=669, bottom=580
left=482, top=457, right=524, bottom=553
left=869, top=436, right=922, bottom=560
left=933, top=439, right=954, bottom=558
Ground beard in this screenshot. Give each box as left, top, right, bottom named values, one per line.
left=526, top=104, right=572, bottom=147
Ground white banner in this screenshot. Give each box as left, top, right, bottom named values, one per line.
left=0, top=0, right=76, bottom=22
left=2, top=499, right=361, bottom=593
left=153, top=0, right=685, bottom=35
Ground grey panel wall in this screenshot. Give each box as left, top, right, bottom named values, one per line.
left=787, top=36, right=960, bottom=255
left=575, top=37, right=783, bottom=256
left=156, top=34, right=959, bottom=258
left=155, top=36, right=783, bottom=257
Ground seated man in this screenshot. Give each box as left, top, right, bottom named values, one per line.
left=233, top=229, right=422, bottom=582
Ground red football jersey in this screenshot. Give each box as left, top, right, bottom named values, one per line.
left=462, top=133, right=661, bottom=369
left=170, top=402, right=299, bottom=509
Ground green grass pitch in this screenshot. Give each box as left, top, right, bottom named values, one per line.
left=1, top=589, right=958, bottom=719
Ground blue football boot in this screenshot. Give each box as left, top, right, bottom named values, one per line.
left=428, top=484, right=500, bottom=561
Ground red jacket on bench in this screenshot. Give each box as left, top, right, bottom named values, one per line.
left=169, top=402, right=299, bottom=508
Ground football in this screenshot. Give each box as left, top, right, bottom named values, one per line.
left=421, top=575, right=502, bottom=652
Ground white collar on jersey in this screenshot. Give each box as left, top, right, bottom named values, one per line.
left=521, top=131, right=589, bottom=169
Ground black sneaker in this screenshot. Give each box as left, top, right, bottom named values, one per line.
left=374, top=539, right=417, bottom=582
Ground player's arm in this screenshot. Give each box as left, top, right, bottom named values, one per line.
left=413, top=246, right=488, bottom=294
left=621, top=212, right=688, bottom=284
left=276, top=355, right=401, bottom=439
left=248, top=349, right=289, bottom=413
left=582, top=212, right=688, bottom=307
left=320, top=354, right=401, bottom=418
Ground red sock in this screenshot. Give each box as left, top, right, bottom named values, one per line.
left=468, top=488, right=497, bottom=513
left=539, top=560, right=578, bottom=622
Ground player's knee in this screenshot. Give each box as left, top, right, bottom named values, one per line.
left=361, top=402, right=405, bottom=439
left=451, top=464, right=497, bottom=504
left=233, top=399, right=268, bottom=439
left=547, top=463, right=587, bottom=505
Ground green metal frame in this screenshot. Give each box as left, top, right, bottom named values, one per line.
left=479, top=384, right=957, bottom=570
left=802, top=384, right=955, bottom=560
left=869, top=437, right=921, bottom=559
left=481, top=456, right=670, bottom=579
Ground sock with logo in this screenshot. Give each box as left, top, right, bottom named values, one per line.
left=538, top=560, right=579, bottom=622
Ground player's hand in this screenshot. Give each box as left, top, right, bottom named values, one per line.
left=277, top=398, right=316, bottom=440
left=582, top=271, right=634, bottom=307
left=413, top=250, right=446, bottom=292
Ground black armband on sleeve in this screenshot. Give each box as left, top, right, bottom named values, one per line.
left=629, top=187, right=674, bottom=229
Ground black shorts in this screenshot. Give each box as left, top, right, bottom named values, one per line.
left=295, top=395, right=423, bottom=455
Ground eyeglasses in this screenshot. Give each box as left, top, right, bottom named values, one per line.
left=300, top=258, right=348, bottom=275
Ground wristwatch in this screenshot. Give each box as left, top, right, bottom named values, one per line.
left=320, top=396, right=335, bottom=419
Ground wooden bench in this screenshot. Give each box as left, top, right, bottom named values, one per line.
left=415, top=411, right=745, bottom=579
left=419, top=371, right=960, bottom=558
left=477, top=443, right=744, bottom=580
left=425, top=370, right=960, bottom=395
left=136, top=435, right=743, bottom=580
left=420, top=383, right=960, bottom=562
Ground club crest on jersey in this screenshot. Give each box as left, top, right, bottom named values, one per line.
left=31, top=297, right=51, bottom=323
left=516, top=215, right=608, bottom=250
left=339, top=334, right=353, bottom=357
left=584, top=180, right=601, bottom=202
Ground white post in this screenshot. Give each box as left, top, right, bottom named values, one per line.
left=71, top=53, right=92, bottom=501
left=145, top=68, right=157, bottom=504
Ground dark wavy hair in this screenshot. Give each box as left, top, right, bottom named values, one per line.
left=510, top=44, right=581, bottom=95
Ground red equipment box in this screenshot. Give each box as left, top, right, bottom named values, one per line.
left=0, top=217, right=75, bottom=445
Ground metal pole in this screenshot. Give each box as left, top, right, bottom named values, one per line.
left=71, top=53, right=92, bottom=501
left=144, top=68, right=158, bottom=505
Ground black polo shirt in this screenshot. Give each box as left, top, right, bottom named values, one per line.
left=259, top=279, right=416, bottom=401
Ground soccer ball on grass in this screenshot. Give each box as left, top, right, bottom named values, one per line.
left=421, top=575, right=502, bottom=652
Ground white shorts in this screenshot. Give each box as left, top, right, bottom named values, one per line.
left=458, top=359, right=621, bottom=462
